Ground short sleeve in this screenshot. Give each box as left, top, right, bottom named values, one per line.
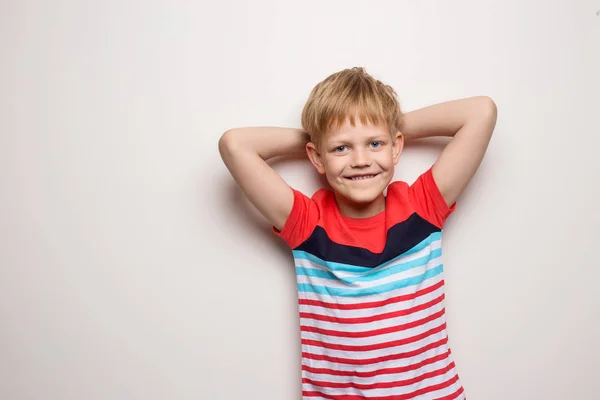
left=408, top=167, right=456, bottom=229
left=272, top=188, right=320, bottom=249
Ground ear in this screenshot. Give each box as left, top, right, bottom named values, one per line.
left=306, top=142, right=326, bottom=175
left=392, top=131, right=404, bottom=165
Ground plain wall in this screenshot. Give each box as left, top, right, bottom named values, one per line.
left=1, top=0, right=599, bottom=399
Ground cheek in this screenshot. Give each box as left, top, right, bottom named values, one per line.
left=379, top=153, right=395, bottom=169
left=324, top=158, right=345, bottom=175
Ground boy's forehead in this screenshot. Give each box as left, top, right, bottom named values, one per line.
left=325, top=117, right=388, bottom=140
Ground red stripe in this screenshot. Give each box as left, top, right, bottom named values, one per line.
left=302, top=338, right=448, bottom=365
left=434, top=385, right=464, bottom=399
left=299, top=279, right=444, bottom=311
left=302, top=374, right=460, bottom=399
left=302, top=323, right=446, bottom=352
left=300, top=294, right=444, bottom=324
left=302, top=349, right=451, bottom=378
left=303, top=362, right=455, bottom=390
left=301, top=308, right=445, bottom=338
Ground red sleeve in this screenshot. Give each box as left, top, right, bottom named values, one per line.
left=408, top=167, right=456, bottom=229
left=272, top=188, right=320, bottom=249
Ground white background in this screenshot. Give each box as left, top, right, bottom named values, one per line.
left=1, top=1, right=599, bottom=399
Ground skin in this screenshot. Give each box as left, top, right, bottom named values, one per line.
left=219, top=96, right=498, bottom=232
left=306, top=118, right=404, bottom=219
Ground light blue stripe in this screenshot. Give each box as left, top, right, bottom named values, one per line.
left=297, top=264, right=444, bottom=297
left=296, top=248, right=442, bottom=284
left=292, top=231, right=442, bottom=274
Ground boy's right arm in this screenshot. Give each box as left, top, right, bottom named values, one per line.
left=218, top=127, right=310, bottom=231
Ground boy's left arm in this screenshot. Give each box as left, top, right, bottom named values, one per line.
left=401, top=96, right=498, bottom=207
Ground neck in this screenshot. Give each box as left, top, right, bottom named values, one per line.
left=334, top=192, right=386, bottom=219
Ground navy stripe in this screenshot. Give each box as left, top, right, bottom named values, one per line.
left=294, top=213, right=441, bottom=267
left=293, top=232, right=441, bottom=273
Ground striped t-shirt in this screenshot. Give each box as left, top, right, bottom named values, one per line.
left=273, top=167, right=465, bottom=399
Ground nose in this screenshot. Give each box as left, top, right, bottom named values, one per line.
left=350, top=147, right=371, bottom=168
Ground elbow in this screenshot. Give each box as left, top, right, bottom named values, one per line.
left=481, top=97, right=498, bottom=137
left=218, top=129, right=238, bottom=159
left=479, top=96, right=498, bottom=118
left=475, top=96, right=498, bottom=129
left=219, top=129, right=239, bottom=149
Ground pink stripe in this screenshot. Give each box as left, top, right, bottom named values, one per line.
left=302, top=374, right=460, bottom=399
left=434, top=385, right=465, bottom=399
left=302, top=323, right=446, bottom=352
left=301, top=309, right=445, bottom=338
left=302, top=338, right=448, bottom=366
left=302, top=349, right=451, bottom=378
left=300, top=294, right=444, bottom=324
left=303, top=362, right=456, bottom=390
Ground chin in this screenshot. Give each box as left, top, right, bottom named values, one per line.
left=350, top=192, right=383, bottom=204
left=340, top=186, right=385, bottom=204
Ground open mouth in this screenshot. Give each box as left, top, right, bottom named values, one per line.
left=345, top=173, right=379, bottom=181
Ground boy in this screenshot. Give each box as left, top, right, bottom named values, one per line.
left=219, top=67, right=497, bottom=399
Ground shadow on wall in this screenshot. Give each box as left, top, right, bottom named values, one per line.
left=217, top=152, right=322, bottom=263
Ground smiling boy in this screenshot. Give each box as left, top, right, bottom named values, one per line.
left=219, top=67, right=497, bottom=399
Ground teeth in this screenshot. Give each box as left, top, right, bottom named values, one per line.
left=350, top=175, right=375, bottom=181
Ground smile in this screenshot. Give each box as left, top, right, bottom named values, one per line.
left=346, top=174, right=379, bottom=181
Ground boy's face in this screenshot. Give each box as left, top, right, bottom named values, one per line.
left=306, top=117, right=403, bottom=216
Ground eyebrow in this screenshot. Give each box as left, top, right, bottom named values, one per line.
left=366, top=135, right=388, bottom=141
left=328, top=135, right=387, bottom=145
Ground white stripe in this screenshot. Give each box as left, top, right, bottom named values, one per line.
left=301, top=365, right=459, bottom=397
left=300, top=296, right=445, bottom=335
left=302, top=343, right=450, bottom=375
left=302, top=322, right=448, bottom=366
left=297, top=254, right=442, bottom=293
left=297, top=269, right=445, bottom=306
left=298, top=280, right=445, bottom=319
left=300, top=311, right=447, bottom=349
left=302, top=352, right=453, bottom=385
left=414, top=375, right=464, bottom=399
left=302, top=359, right=458, bottom=386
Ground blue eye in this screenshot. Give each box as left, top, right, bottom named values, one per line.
left=335, top=145, right=347, bottom=152
left=370, top=141, right=382, bottom=148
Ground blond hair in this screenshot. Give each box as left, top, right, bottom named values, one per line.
left=301, top=67, right=404, bottom=146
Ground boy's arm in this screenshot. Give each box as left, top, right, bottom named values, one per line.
left=218, top=127, right=310, bottom=231
left=402, top=96, right=498, bottom=207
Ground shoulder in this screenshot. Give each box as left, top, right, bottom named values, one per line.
left=387, top=179, right=409, bottom=196
left=272, top=187, right=333, bottom=249
left=388, top=168, right=456, bottom=229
